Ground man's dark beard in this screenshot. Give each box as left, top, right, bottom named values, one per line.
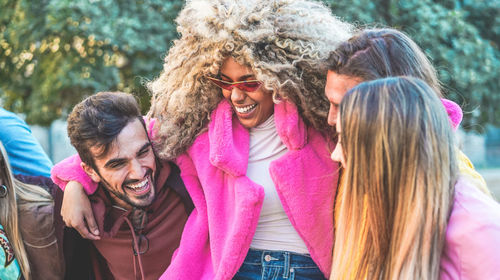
left=99, top=169, right=156, bottom=209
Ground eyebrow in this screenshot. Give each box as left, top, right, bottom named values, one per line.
left=219, top=73, right=256, bottom=81
left=137, top=142, right=151, bottom=154
left=103, top=142, right=151, bottom=168
left=104, top=158, right=126, bottom=169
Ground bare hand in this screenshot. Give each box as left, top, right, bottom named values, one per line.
left=61, top=181, right=100, bottom=240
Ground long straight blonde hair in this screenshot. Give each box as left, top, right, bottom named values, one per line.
left=330, top=77, right=458, bottom=280
left=0, top=142, right=53, bottom=280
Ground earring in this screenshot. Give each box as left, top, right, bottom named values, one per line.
left=0, top=185, right=7, bottom=198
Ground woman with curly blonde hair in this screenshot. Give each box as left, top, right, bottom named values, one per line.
left=51, top=0, right=352, bottom=279
left=147, top=1, right=351, bottom=279
left=148, top=0, right=351, bottom=160
left=144, top=0, right=351, bottom=279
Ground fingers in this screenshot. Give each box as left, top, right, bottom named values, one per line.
left=61, top=209, right=100, bottom=240
left=75, top=222, right=98, bottom=240
left=63, top=212, right=101, bottom=240
left=67, top=218, right=100, bottom=240
left=84, top=211, right=100, bottom=239
left=60, top=180, right=100, bottom=240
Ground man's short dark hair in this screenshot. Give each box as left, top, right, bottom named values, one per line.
left=67, top=91, right=143, bottom=171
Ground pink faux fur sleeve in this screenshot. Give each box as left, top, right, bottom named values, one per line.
left=51, top=153, right=97, bottom=194
left=50, top=117, right=156, bottom=195
left=441, top=98, right=462, bottom=130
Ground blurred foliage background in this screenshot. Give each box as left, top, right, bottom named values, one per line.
left=0, top=0, right=184, bottom=125
left=0, top=0, right=499, bottom=130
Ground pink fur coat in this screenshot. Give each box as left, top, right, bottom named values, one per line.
left=160, top=99, right=339, bottom=279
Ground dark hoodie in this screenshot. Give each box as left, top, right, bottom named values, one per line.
left=84, top=161, right=192, bottom=280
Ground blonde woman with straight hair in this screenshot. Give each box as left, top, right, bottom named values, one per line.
left=0, top=141, right=30, bottom=279
left=330, top=77, right=500, bottom=280
left=0, top=141, right=64, bottom=279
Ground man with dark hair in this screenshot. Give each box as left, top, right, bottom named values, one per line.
left=55, top=91, right=192, bottom=279
left=66, top=92, right=159, bottom=210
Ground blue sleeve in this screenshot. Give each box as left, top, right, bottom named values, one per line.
left=0, top=108, right=53, bottom=177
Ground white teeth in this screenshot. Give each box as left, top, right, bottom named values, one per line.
left=127, top=179, right=148, bottom=190
left=235, top=104, right=257, bottom=113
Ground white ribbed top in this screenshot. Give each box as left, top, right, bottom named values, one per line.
left=247, top=115, right=309, bottom=254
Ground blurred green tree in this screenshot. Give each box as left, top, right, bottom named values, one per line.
left=0, top=0, right=499, bottom=130
left=327, top=0, right=500, bottom=131
left=0, top=0, right=183, bottom=125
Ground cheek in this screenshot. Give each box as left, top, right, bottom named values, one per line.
left=147, top=158, right=157, bottom=172
left=140, top=155, right=157, bottom=172
left=328, top=106, right=337, bottom=122
left=263, top=98, right=274, bottom=113
left=258, top=91, right=274, bottom=111
left=103, top=171, right=126, bottom=187
left=221, top=89, right=231, bottom=99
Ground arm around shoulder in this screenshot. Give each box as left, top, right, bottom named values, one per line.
left=51, top=154, right=98, bottom=194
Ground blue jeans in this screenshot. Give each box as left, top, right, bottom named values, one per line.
left=233, top=249, right=326, bottom=280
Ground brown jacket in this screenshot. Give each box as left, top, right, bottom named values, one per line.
left=55, top=161, right=192, bottom=280
left=15, top=174, right=65, bottom=280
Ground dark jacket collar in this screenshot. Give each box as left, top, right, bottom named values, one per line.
left=90, top=161, right=192, bottom=237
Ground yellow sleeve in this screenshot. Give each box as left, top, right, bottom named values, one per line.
left=457, top=150, right=491, bottom=197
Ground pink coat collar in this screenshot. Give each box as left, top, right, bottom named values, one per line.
left=208, top=99, right=308, bottom=175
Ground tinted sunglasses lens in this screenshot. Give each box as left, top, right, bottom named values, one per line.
left=207, top=77, right=261, bottom=92
left=237, top=81, right=261, bottom=92
left=208, top=78, right=233, bottom=90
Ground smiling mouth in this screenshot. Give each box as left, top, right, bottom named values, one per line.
left=234, top=104, right=257, bottom=114
left=124, top=176, right=151, bottom=196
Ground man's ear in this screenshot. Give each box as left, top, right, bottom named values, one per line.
left=81, top=162, right=101, bottom=183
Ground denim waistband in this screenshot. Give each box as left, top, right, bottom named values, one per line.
left=244, top=248, right=316, bottom=268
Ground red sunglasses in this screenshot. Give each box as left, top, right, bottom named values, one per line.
left=206, top=76, right=262, bottom=92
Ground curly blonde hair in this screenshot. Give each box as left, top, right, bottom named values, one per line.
left=149, top=0, right=353, bottom=159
